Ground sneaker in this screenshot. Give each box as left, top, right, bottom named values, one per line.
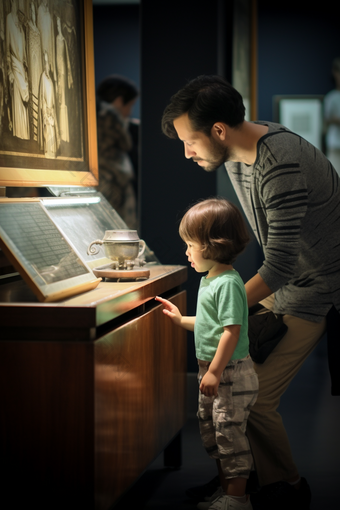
left=197, top=487, right=224, bottom=509
left=186, top=475, right=220, bottom=501
left=250, top=477, right=311, bottom=510
left=208, top=494, right=253, bottom=509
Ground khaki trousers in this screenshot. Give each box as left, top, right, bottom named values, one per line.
left=247, top=295, right=326, bottom=486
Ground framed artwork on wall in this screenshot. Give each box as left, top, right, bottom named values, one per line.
left=273, top=95, right=324, bottom=151
left=0, top=0, right=98, bottom=188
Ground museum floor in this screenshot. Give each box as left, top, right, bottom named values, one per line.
left=112, top=338, right=340, bottom=510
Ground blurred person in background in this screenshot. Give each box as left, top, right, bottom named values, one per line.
left=96, top=74, right=139, bottom=229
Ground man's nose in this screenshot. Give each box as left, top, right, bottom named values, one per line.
left=184, top=144, right=195, bottom=159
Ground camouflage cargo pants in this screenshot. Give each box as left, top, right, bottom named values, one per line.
left=197, top=356, right=259, bottom=479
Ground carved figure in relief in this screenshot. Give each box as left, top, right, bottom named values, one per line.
left=6, top=0, right=30, bottom=139
left=27, top=1, right=42, bottom=141
left=37, top=0, right=55, bottom=81
left=56, top=15, right=72, bottom=143
left=38, top=50, right=60, bottom=158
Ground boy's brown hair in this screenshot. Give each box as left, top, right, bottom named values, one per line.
left=179, top=198, right=250, bottom=264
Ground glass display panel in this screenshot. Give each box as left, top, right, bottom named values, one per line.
left=0, top=199, right=100, bottom=301
left=42, top=193, right=160, bottom=267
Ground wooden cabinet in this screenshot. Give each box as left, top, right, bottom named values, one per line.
left=0, top=265, right=187, bottom=510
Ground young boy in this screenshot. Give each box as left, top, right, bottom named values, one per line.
left=156, top=198, right=259, bottom=510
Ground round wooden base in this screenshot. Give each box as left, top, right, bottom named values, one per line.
left=93, top=265, right=150, bottom=280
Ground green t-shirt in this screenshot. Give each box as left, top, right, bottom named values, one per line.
left=194, top=270, right=249, bottom=362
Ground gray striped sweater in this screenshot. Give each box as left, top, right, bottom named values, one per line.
left=225, top=122, right=340, bottom=323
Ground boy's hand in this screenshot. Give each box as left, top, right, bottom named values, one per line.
left=155, top=296, right=183, bottom=326
left=200, top=371, right=219, bottom=397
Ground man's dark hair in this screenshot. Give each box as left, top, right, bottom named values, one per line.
left=161, top=75, right=245, bottom=138
left=97, top=74, right=138, bottom=105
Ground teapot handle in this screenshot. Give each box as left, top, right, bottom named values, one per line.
left=87, top=239, right=103, bottom=256
left=138, top=239, right=146, bottom=257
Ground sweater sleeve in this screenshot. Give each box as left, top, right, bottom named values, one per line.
left=256, top=140, right=309, bottom=292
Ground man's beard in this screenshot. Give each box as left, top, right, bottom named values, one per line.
left=192, top=137, right=234, bottom=172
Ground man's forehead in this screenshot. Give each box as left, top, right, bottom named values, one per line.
left=173, top=114, right=199, bottom=140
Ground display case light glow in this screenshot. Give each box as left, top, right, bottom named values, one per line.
left=42, top=197, right=101, bottom=207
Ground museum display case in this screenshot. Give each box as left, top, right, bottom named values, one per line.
left=0, top=191, right=188, bottom=509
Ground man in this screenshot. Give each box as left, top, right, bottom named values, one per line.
left=161, top=75, right=340, bottom=510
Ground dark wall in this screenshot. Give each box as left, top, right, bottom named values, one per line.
left=139, top=0, right=226, bottom=260
left=257, top=1, right=340, bottom=121
left=92, top=1, right=233, bottom=371
left=93, top=4, right=140, bottom=118
left=140, top=0, right=233, bottom=371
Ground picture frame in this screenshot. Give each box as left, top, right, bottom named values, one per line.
left=273, top=95, right=324, bottom=151
left=0, top=0, right=98, bottom=188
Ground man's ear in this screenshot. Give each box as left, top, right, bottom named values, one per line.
left=211, top=122, right=229, bottom=141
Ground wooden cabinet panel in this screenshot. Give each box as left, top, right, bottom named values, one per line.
left=0, top=261, right=187, bottom=510
left=0, top=340, right=95, bottom=508
left=94, top=292, right=187, bottom=509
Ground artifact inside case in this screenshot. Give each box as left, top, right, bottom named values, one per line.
left=41, top=190, right=160, bottom=280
